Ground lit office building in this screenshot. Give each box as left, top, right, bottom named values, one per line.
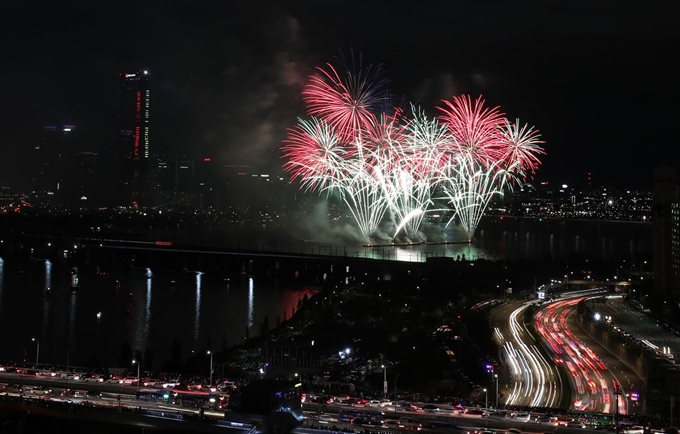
left=119, top=70, right=151, bottom=205
left=653, top=166, right=680, bottom=300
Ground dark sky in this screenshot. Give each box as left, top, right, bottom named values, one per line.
left=1, top=1, right=678, bottom=189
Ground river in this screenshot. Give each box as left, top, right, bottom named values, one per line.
left=0, top=218, right=652, bottom=372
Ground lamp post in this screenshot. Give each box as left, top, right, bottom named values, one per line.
left=484, top=388, right=488, bottom=426
left=132, top=359, right=140, bottom=386
left=32, top=338, right=40, bottom=367
left=381, top=364, right=387, bottom=399
left=494, top=374, right=498, bottom=408
left=207, top=350, right=213, bottom=385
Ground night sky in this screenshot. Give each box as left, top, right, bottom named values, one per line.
left=2, top=1, right=678, bottom=189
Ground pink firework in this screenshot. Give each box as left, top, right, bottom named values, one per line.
left=281, top=118, right=346, bottom=192
left=437, top=95, right=505, bottom=163
left=302, top=53, right=391, bottom=142
left=361, top=109, right=408, bottom=172
left=497, top=118, right=546, bottom=180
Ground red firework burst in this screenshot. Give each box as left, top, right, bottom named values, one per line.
left=302, top=53, right=391, bottom=142
left=281, top=118, right=346, bottom=192
left=437, top=95, right=505, bottom=163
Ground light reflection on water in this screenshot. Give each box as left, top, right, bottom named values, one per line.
left=0, top=261, right=319, bottom=371
left=0, top=219, right=653, bottom=370
left=247, top=277, right=254, bottom=329
left=347, top=220, right=652, bottom=263
left=194, top=271, right=202, bottom=345
left=42, top=260, right=51, bottom=337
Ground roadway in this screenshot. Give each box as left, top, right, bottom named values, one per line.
left=489, top=288, right=643, bottom=413
left=489, top=300, right=562, bottom=408
left=587, top=297, right=680, bottom=361
left=1, top=372, right=611, bottom=434
left=535, top=298, right=628, bottom=414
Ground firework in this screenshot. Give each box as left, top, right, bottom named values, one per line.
left=303, top=52, right=391, bottom=144
left=437, top=95, right=505, bottom=163
left=384, top=106, right=449, bottom=237
left=282, top=55, right=546, bottom=243
left=497, top=118, right=545, bottom=181
left=281, top=117, right=346, bottom=193
left=438, top=151, right=518, bottom=241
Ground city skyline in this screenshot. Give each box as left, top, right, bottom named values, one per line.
left=1, top=2, right=678, bottom=190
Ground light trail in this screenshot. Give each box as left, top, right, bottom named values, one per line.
left=500, top=303, right=560, bottom=408
left=534, top=298, right=628, bottom=415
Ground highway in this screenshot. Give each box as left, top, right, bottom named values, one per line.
left=1, top=372, right=613, bottom=434
left=490, top=300, right=562, bottom=408
left=534, top=298, right=629, bottom=414
left=588, top=297, right=680, bottom=361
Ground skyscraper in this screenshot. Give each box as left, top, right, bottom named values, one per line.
left=653, top=166, right=680, bottom=300
left=119, top=70, right=151, bottom=205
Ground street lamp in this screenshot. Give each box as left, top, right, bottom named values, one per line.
left=132, top=359, right=140, bottom=386
left=483, top=387, right=488, bottom=426
left=207, top=350, right=213, bottom=385
left=32, top=338, right=40, bottom=367
left=381, top=364, right=387, bottom=399
left=494, top=374, right=498, bottom=408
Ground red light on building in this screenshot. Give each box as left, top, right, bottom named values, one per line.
left=204, top=158, right=211, bottom=162
left=134, top=126, right=140, bottom=156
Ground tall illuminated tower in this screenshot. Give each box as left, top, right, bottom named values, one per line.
left=119, top=70, right=151, bottom=205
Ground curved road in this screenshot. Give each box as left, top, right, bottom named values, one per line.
left=490, top=300, right=562, bottom=408
left=534, top=298, right=627, bottom=414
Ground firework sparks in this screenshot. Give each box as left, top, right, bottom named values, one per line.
left=438, top=151, right=518, bottom=241
left=498, top=118, right=546, bottom=181
left=303, top=52, right=391, bottom=144
left=437, top=94, right=506, bottom=163
left=282, top=55, right=546, bottom=242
